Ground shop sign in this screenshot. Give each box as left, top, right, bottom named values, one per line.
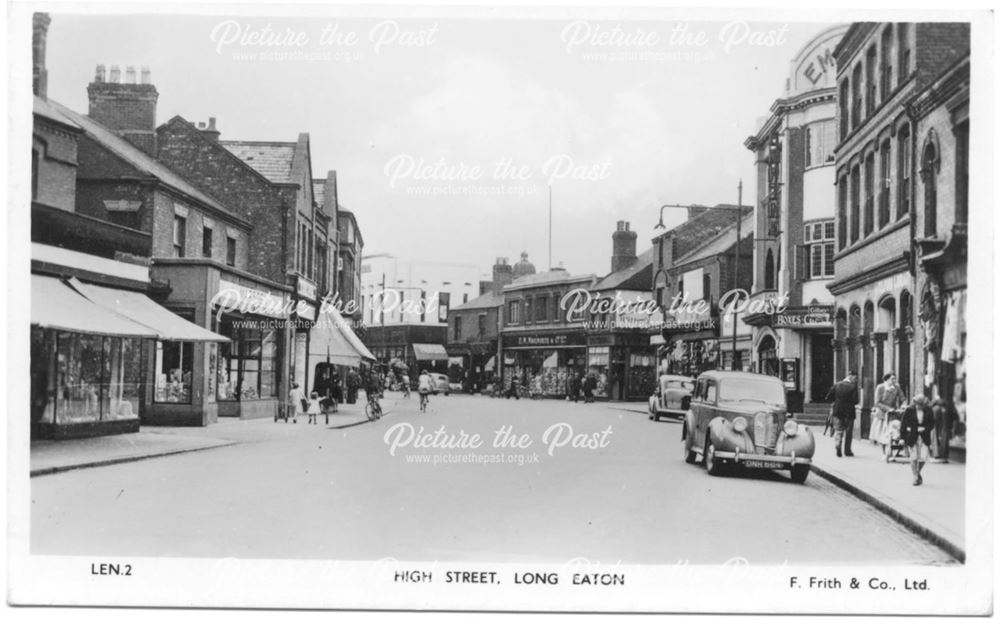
left=217, top=276, right=293, bottom=319
left=296, top=276, right=317, bottom=300
left=773, top=305, right=833, bottom=328
left=502, top=332, right=586, bottom=348
left=296, top=302, right=317, bottom=322
left=781, top=358, right=800, bottom=391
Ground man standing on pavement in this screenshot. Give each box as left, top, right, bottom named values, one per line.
left=826, top=370, right=859, bottom=457
left=901, top=394, right=934, bottom=485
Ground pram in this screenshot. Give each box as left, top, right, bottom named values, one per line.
left=884, top=409, right=908, bottom=463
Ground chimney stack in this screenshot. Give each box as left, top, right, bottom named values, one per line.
left=687, top=205, right=709, bottom=221
left=611, top=220, right=638, bottom=273
left=492, top=257, right=513, bottom=295
left=32, top=13, right=51, bottom=99
left=88, top=63, right=159, bottom=156
left=200, top=116, right=220, bottom=141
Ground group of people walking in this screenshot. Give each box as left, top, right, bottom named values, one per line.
left=826, top=371, right=955, bottom=486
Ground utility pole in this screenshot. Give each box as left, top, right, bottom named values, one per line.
left=732, top=179, right=743, bottom=370
left=548, top=185, right=553, bottom=271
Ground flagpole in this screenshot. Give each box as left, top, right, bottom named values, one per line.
left=548, top=184, right=552, bottom=271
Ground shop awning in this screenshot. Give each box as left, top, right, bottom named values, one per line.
left=412, top=343, right=449, bottom=361
left=67, top=278, right=228, bottom=342
left=484, top=356, right=496, bottom=371
left=308, top=309, right=366, bottom=365
left=31, top=275, right=158, bottom=338
left=333, top=308, right=376, bottom=361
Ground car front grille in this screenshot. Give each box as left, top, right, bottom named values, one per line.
left=753, top=411, right=779, bottom=453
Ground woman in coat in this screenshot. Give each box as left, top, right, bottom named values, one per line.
left=871, top=373, right=905, bottom=449
left=900, top=394, right=934, bottom=486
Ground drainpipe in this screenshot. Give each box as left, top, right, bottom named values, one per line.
left=902, top=101, right=919, bottom=398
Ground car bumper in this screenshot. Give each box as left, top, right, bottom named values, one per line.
left=713, top=450, right=812, bottom=468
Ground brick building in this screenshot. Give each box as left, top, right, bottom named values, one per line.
left=830, top=22, right=969, bottom=440
left=652, top=205, right=754, bottom=377
left=446, top=258, right=509, bottom=392
left=743, top=25, right=847, bottom=405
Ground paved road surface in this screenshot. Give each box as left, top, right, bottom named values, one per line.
left=31, top=394, right=953, bottom=565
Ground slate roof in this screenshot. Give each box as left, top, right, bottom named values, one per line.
left=49, top=100, right=242, bottom=221
left=663, top=204, right=753, bottom=260
left=220, top=141, right=296, bottom=183
left=591, top=247, right=654, bottom=291
left=504, top=270, right=594, bottom=291
left=451, top=290, right=503, bottom=311
left=33, top=96, right=79, bottom=129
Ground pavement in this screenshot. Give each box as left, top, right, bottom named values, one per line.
left=28, top=392, right=963, bottom=562
left=29, top=390, right=404, bottom=476
left=809, top=429, right=965, bottom=561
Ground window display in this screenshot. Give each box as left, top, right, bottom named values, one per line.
left=155, top=341, right=193, bottom=403
left=46, top=331, right=141, bottom=424
left=587, top=346, right=610, bottom=398
left=217, top=317, right=279, bottom=401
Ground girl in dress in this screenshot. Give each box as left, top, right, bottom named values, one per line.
left=306, top=391, right=321, bottom=425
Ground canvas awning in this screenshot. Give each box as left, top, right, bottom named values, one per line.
left=308, top=309, right=367, bottom=365
left=67, top=278, right=228, bottom=342
left=484, top=356, right=496, bottom=371
left=31, top=275, right=158, bottom=338
left=332, top=308, right=375, bottom=361
left=412, top=343, right=449, bottom=361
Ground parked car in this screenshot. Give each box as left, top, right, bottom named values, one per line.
left=681, top=371, right=814, bottom=483
left=429, top=373, right=450, bottom=395
left=648, top=374, right=695, bottom=421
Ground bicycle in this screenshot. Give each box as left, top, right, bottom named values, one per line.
left=365, top=392, right=383, bottom=421
left=418, top=389, right=430, bottom=413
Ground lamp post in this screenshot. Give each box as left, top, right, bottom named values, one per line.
left=654, top=183, right=745, bottom=370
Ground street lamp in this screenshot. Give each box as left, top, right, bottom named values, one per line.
left=655, top=181, right=746, bottom=370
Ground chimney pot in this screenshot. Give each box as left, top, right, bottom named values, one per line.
left=109, top=64, right=121, bottom=83
left=95, top=64, right=106, bottom=83
left=208, top=117, right=217, bottom=130
left=125, top=65, right=136, bottom=83
left=140, top=65, right=151, bottom=84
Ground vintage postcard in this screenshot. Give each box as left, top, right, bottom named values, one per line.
left=5, top=0, right=994, bottom=614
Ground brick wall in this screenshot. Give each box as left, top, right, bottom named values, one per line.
left=785, top=126, right=806, bottom=306
left=32, top=119, right=77, bottom=211
left=915, top=23, right=971, bottom=92
left=87, top=81, right=158, bottom=156
left=157, top=118, right=290, bottom=283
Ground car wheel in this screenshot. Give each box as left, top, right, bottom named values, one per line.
left=704, top=438, right=725, bottom=476
left=790, top=465, right=810, bottom=484
left=683, top=425, right=697, bottom=464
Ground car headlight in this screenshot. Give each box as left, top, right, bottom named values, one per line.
left=733, top=416, right=748, bottom=433
left=783, top=420, right=798, bottom=437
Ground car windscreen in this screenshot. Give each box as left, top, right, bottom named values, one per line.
left=664, top=381, right=693, bottom=391
left=718, top=378, right=785, bottom=405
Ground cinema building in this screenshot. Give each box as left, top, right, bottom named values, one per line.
left=743, top=25, right=847, bottom=407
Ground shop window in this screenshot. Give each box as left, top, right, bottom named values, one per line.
left=155, top=341, right=193, bottom=403
left=52, top=332, right=141, bottom=423
left=587, top=346, right=610, bottom=399
left=203, top=226, right=214, bottom=258
left=217, top=319, right=279, bottom=401
left=173, top=215, right=187, bottom=257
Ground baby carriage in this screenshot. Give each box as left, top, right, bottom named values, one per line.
left=884, top=409, right=908, bottom=463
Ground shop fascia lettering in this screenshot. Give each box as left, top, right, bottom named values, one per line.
left=213, top=280, right=297, bottom=320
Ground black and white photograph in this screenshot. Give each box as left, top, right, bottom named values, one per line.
left=4, top=0, right=994, bottom=614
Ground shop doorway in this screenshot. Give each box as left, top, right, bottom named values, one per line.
left=811, top=334, right=833, bottom=401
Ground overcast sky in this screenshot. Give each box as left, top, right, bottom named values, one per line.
left=44, top=11, right=835, bottom=279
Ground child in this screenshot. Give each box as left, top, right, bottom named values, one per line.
left=307, top=392, right=321, bottom=425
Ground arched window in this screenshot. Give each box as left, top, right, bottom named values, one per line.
left=758, top=335, right=778, bottom=377
left=764, top=249, right=775, bottom=290
left=921, top=141, right=938, bottom=237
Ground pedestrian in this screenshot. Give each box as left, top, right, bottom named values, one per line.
left=505, top=373, right=520, bottom=400
left=931, top=397, right=953, bottom=463
left=901, top=394, right=934, bottom=485
left=569, top=372, right=582, bottom=403
left=583, top=372, right=597, bottom=403
left=871, top=373, right=905, bottom=451
left=825, top=370, right=859, bottom=457
left=346, top=368, right=361, bottom=404
left=288, top=382, right=306, bottom=424
left=306, top=391, right=321, bottom=424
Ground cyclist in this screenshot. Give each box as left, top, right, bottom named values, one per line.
left=417, top=370, right=434, bottom=412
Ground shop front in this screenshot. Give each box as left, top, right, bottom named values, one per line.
left=585, top=332, right=658, bottom=401
left=500, top=331, right=587, bottom=398
left=657, top=308, right=722, bottom=379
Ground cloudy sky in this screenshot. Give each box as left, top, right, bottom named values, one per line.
left=43, top=9, right=836, bottom=279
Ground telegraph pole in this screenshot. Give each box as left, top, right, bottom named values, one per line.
left=732, top=179, right=743, bottom=370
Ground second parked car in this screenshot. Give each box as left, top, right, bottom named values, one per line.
left=648, top=374, right=694, bottom=421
